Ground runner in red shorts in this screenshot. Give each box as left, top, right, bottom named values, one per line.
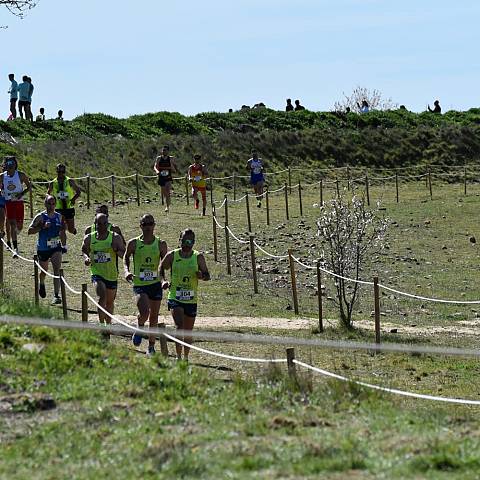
left=1, top=156, right=31, bottom=258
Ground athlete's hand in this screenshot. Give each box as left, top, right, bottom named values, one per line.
left=196, top=270, right=203, bottom=279
left=125, top=272, right=133, bottom=283
left=84, top=257, right=91, bottom=266
left=161, top=280, right=170, bottom=290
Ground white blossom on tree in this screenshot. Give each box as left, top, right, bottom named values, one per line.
left=333, top=86, right=397, bottom=113
left=316, top=192, right=388, bottom=329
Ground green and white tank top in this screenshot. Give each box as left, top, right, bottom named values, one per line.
left=168, top=249, right=199, bottom=304
left=133, top=236, right=160, bottom=286
left=90, top=231, right=117, bottom=281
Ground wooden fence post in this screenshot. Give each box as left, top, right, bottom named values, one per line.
left=428, top=167, right=433, bottom=199
left=284, top=183, right=289, bottom=220
left=86, top=174, right=91, bottom=209
left=212, top=206, right=218, bottom=262
left=33, top=255, right=39, bottom=306
left=210, top=177, right=214, bottom=208
left=335, top=177, right=340, bottom=197
left=286, top=348, right=296, bottom=379
left=224, top=195, right=231, bottom=275
left=288, top=249, right=299, bottom=315
left=233, top=173, right=237, bottom=201
left=265, top=185, right=270, bottom=226
left=81, top=283, right=88, bottom=322
left=29, top=188, right=34, bottom=219
left=111, top=175, right=115, bottom=208
left=320, top=178, right=323, bottom=206
left=135, top=172, right=140, bottom=206
left=249, top=235, right=258, bottom=294
left=288, top=167, right=292, bottom=194
left=316, top=261, right=323, bottom=333
left=365, top=170, right=370, bottom=206
left=346, top=165, right=350, bottom=191
left=395, top=170, right=399, bottom=203
left=464, top=165, right=467, bottom=196
left=298, top=181, right=303, bottom=216
left=0, top=239, right=3, bottom=285
left=185, top=174, right=190, bottom=206
left=374, top=276, right=380, bottom=344
left=60, top=269, right=68, bottom=320
left=245, top=192, right=252, bottom=233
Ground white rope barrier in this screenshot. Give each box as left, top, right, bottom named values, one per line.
left=294, top=359, right=480, bottom=405
left=1, top=238, right=34, bottom=263
left=213, top=215, right=225, bottom=230
left=253, top=240, right=289, bottom=259
left=230, top=194, right=248, bottom=203
left=61, top=276, right=82, bottom=295
left=163, top=333, right=286, bottom=363
left=226, top=226, right=249, bottom=244
left=213, top=197, right=227, bottom=210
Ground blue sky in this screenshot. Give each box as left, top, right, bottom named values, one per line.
left=2, top=0, right=479, bottom=119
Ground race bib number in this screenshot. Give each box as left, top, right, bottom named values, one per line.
left=139, top=270, right=156, bottom=281
left=58, top=191, right=69, bottom=200
left=47, top=237, right=61, bottom=248
left=160, top=170, right=169, bottom=177
left=253, top=167, right=262, bottom=175
left=194, top=175, right=202, bottom=182
left=94, top=252, right=111, bottom=263
left=175, top=288, right=194, bottom=301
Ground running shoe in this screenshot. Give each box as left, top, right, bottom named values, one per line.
left=51, top=295, right=62, bottom=305
left=165, top=206, right=169, bottom=213
left=257, top=201, right=262, bottom=208
left=147, top=345, right=156, bottom=356
left=39, top=283, right=46, bottom=299
left=12, top=248, right=19, bottom=259
left=61, top=245, right=68, bottom=254
left=132, top=333, right=143, bottom=347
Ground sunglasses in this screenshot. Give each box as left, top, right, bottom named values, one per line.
left=46, top=201, right=56, bottom=205
left=57, top=170, right=66, bottom=173
left=182, top=238, right=195, bottom=246
left=141, top=221, right=155, bottom=227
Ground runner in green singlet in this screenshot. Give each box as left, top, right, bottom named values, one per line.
left=81, top=213, right=125, bottom=328
left=124, top=214, right=168, bottom=356
left=84, top=204, right=125, bottom=246
left=159, top=228, right=210, bottom=362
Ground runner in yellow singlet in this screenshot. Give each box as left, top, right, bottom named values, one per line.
left=188, top=154, right=208, bottom=216
left=159, top=228, right=210, bottom=362
left=124, top=214, right=168, bottom=356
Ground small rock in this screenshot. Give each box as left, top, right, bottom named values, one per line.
left=470, top=236, right=476, bottom=244
left=390, top=328, right=398, bottom=333
left=22, top=343, right=44, bottom=354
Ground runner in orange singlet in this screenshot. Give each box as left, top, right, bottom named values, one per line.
left=187, top=154, right=208, bottom=216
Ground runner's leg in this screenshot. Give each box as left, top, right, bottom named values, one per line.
left=171, top=306, right=184, bottom=359
left=105, top=287, right=117, bottom=325
left=148, top=299, right=161, bottom=347
left=50, top=251, right=62, bottom=297
left=182, top=315, right=196, bottom=360
left=94, top=279, right=107, bottom=323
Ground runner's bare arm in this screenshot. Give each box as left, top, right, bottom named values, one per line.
left=69, top=179, right=81, bottom=204
left=112, top=225, right=126, bottom=246
left=27, top=214, right=43, bottom=235
left=153, top=159, right=160, bottom=174
left=246, top=159, right=251, bottom=171
left=202, top=164, right=209, bottom=177
left=47, top=181, right=53, bottom=195
left=170, top=158, right=178, bottom=173
left=112, top=233, right=126, bottom=259
left=196, top=253, right=211, bottom=281
left=19, top=172, right=32, bottom=194
left=84, top=225, right=92, bottom=236
left=187, top=165, right=193, bottom=181
left=81, top=235, right=91, bottom=265
left=159, top=251, right=173, bottom=288
left=159, top=239, right=168, bottom=259
left=123, top=238, right=136, bottom=282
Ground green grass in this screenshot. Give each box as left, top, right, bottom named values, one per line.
left=3, top=177, right=480, bottom=478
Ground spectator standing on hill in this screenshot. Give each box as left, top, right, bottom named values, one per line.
left=1, top=155, right=32, bottom=258
left=26, top=77, right=34, bottom=121
left=17, top=76, right=30, bottom=120
left=56, top=110, right=64, bottom=120
left=294, top=99, right=305, bottom=111
left=428, top=100, right=441, bottom=113
left=160, top=228, right=210, bottom=362
left=84, top=204, right=125, bottom=246
left=8, top=74, right=18, bottom=120
left=357, top=100, right=369, bottom=113
left=247, top=149, right=265, bottom=208
left=124, top=214, right=168, bottom=356
left=36, top=107, right=45, bottom=121
left=154, top=145, right=177, bottom=213
left=47, top=163, right=81, bottom=253
left=285, top=99, right=294, bottom=112
left=27, top=195, right=65, bottom=305
left=188, top=154, right=208, bottom=216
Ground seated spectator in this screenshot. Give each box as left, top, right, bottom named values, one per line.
left=285, top=99, right=294, bottom=112
left=253, top=102, right=266, bottom=109
left=399, top=105, right=407, bottom=110
left=428, top=100, right=441, bottom=114
left=357, top=100, right=369, bottom=113
left=294, top=99, right=305, bottom=111
left=240, top=105, right=250, bottom=111
left=56, top=109, right=64, bottom=120
left=36, top=107, right=45, bottom=122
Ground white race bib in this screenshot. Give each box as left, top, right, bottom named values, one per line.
left=58, top=191, right=69, bottom=200
left=175, top=288, right=194, bottom=301
left=139, top=270, right=157, bottom=281
left=94, top=252, right=111, bottom=264
left=194, top=175, right=202, bottom=182
left=253, top=167, right=262, bottom=175
left=47, top=237, right=61, bottom=248
left=160, top=170, right=169, bottom=177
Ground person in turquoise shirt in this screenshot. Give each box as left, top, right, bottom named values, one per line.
left=17, top=76, right=31, bottom=120
left=8, top=73, right=18, bottom=120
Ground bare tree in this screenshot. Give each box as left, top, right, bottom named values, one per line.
left=316, top=191, right=388, bottom=329
left=333, top=86, right=398, bottom=113
left=1, top=0, right=38, bottom=26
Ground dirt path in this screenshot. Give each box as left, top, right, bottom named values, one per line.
left=87, top=313, right=480, bottom=337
